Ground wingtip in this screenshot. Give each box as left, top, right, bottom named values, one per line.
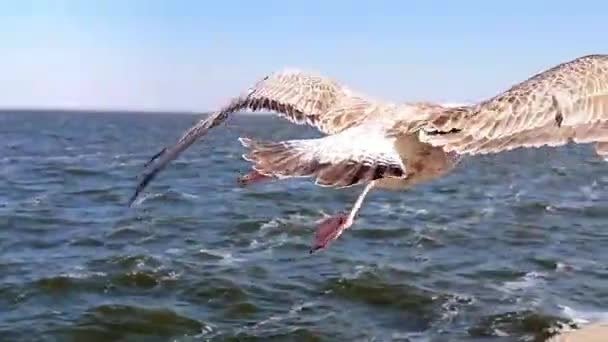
left=127, top=99, right=237, bottom=209
left=129, top=149, right=166, bottom=208
left=127, top=191, right=138, bottom=208
left=127, top=167, right=158, bottom=208
left=127, top=186, right=143, bottom=208
left=127, top=198, right=136, bottom=208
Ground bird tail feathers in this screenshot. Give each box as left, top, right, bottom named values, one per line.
left=239, top=135, right=405, bottom=188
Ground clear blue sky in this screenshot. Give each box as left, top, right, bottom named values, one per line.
left=1, top=0, right=606, bottom=112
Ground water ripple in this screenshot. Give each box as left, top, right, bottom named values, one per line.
left=1, top=111, right=607, bottom=341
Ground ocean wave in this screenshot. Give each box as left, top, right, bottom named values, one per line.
left=502, top=271, right=547, bottom=292
left=3, top=111, right=608, bottom=341
left=468, top=310, right=571, bottom=340
left=60, top=304, right=206, bottom=340
left=559, top=305, right=608, bottom=325
left=198, top=248, right=245, bottom=265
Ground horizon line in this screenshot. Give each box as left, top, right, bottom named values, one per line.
left=0, top=106, right=204, bottom=115
left=0, top=107, right=299, bottom=116
left=0, top=101, right=470, bottom=115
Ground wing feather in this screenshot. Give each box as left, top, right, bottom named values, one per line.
left=241, top=68, right=383, bottom=134
left=413, top=54, right=608, bottom=156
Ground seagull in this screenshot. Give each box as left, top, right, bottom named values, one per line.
left=129, top=54, right=608, bottom=253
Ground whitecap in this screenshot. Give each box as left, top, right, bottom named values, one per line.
left=415, top=208, right=429, bottom=216
left=165, top=247, right=182, bottom=256
left=250, top=300, right=321, bottom=330
left=198, top=248, right=245, bottom=265
left=59, top=267, right=108, bottom=279
left=246, top=232, right=294, bottom=252
left=289, top=301, right=315, bottom=314
left=341, top=264, right=369, bottom=280
left=160, top=271, right=180, bottom=281
left=391, top=331, right=431, bottom=342
left=259, top=218, right=281, bottom=231
left=559, top=305, right=608, bottom=325
left=192, top=321, right=217, bottom=339
left=439, top=293, right=475, bottom=321
left=257, top=213, right=310, bottom=234
left=503, top=271, right=547, bottom=292
left=178, top=192, right=199, bottom=200
left=555, top=262, right=574, bottom=272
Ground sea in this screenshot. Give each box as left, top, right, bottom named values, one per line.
left=1, top=110, right=607, bottom=342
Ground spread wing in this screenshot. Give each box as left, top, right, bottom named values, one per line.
left=237, top=68, right=386, bottom=134
left=413, top=54, right=608, bottom=156
left=128, top=69, right=387, bottom=206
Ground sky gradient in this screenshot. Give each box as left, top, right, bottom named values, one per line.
left=2, top=0, right=607, bottom=112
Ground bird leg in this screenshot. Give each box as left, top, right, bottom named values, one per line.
left=237, top=169, right=274, bottom=186
left=310, top=181, right=376, bottom=254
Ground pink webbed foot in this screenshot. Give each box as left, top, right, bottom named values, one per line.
left=237, top=170, right=273, bottom=186
left=310, top=213, right=353, bottom=254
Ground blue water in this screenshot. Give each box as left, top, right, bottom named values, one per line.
left=1, top=110, right=608, bottom=341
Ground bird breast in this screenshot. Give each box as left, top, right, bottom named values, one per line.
left=375, top=134, right=460, bottom=190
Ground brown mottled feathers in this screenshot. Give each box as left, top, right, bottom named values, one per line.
left=411, top=54, right=608, bottom=156
left=238, top=132, right=406, bottom=188
left=129, top=54, right=608, bottom=206
left=128, top=69, right=395, bottom=205
left=238, top=68, right=390, bottom=135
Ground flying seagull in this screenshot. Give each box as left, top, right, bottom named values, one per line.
left=130, top=54, right=608, bottom=253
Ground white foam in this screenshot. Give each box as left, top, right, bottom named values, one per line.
left=559, top=305, right=608, bottom=325
left=60, top=270, right=107, bottom=279
left=243, top=214, right=315, bottom=252
left=391, top=331, right=431, bottom=341
left=160, top=271, right=180, bottom=281
left=247, top=232, right=292, bottom=252
left=198, top=248, right=244, bottom=265
left=56, top=265, right=108, bottom=280
left=502, top=271, right=547, bottom=292
left=259, top=218, right=281, bottom=231
left=439, top=293, right=475, bottom=321
left=340, top=264, right=369, bottom=281
left=164, top=247, right=182, bottom=256
left=249, top=300, right=322, bottom=331
left=192, top=322, right=217, bottom=339
left=178, top=191, right=199, bottom=200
